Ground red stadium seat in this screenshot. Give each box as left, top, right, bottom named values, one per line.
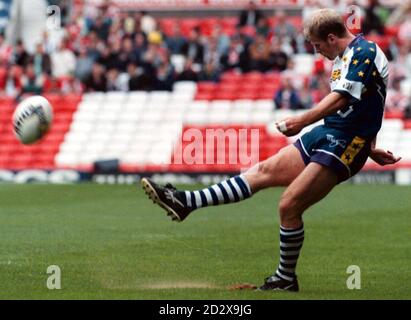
left=218, top=83, right=240, bottom=92
left=243, top=72, right=264, bottom=82
left=403, top=120, right=411, bottom=130
left=220, top=72, right=243, bottom=83
left=197, top=82, right=217, bottom=93
left=220, top=17, right=238, bottom=29
left=213, top=91, right=237, bottom=100
left=195, top=91, right=214, bottom=101
left=385, top=109, right=404, bottom=119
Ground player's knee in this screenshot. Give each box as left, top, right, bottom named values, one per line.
left=278, top=192, right=301, bottom=221
left=257, top=160, right=277, bottom=177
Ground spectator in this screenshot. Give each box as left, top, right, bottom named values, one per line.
left=390, top=40, right=411, bottom=82
left=404, top=100, right=411, bottom=119
left=21, top=64, right=45, bottom=95
left=256, top=16, right=270, bottom=37
left=116, top=37, right=138, bottom=72
left=312, top=81, right=330, bottom=104
left=134, top=32, right=147, bottom=63
left=182, top=28, right=205, bottom=65
left=75, top=47, right=94, bottom=82
left=238, top=1, right=264, bottom=28
left=221, top=34, right=249, bottom=72
left=156, top=60, right=175, bottom=91
left=124, top=12, right=136, bottom=35
left=0, top=57, right=7, bottom=90
left=249, top=34, right=271, bottom=72
left=387, top=0, right=411, bottom=25
left=399, top=20, right=411, bottom=44
left=176, top=59, right=199, bottom=82
left=309, top=58, right=329, bottom=90
left=274, top=77, right=304, bottom=110
left=299, top=78, right=314, bottom=109
left=210, top=25, right=230, bottom=57
left=268, top=38, right=288, bottom=71
left=199, top=60, right=221, bottom=82
left=106, top=68, right=123, bottom=91
left=84, top=62, right=107, bottom=92
left=105, top=37, right=122, bottom=70
left=95, top=45, right=114, bottom=71
left=142, top=42, right=164, bottom=70
left=128, top=62, right=157, bottom=91
left=273, top=10, right=297, bottom=41
left=83, top=31, right=101, bottom=62
left=89, top=13, right=112, bottom=40
left=12, top=40, right=30, bottom=68
left=363, top=0, right=385, bottom=35
left=140, top=11, right=157, bottom=35
left=204, top=38, right=222, bottom=68
left=0, top=33, right=12, bottom=62
left=4, top=65, right=22, bottom=97
left=51, top=39, right=76, bottom=78
left=32, top=43, right=52, bottom=76
left=386, top=79, right=410, bottom=112
left=107, top=17, right=125, bottom=46
left=165, top=24, right=187, bottom=55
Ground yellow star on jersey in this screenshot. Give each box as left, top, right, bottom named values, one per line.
left=369, top=47, right=375, bottom=52
left=365, top=59, right=371, bottom=64
left=356, top=47, right=362, bottom=51
left=352, top=59, right=359, bottom=65
left=372, top=71, right=377, bottom=76
left=358, top=71, right=365, bottom=77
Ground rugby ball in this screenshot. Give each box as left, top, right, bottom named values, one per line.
left=13, top=95, right=53, bottom=145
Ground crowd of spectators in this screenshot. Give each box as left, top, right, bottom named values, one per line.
left=0, top=0, right=409, bottom=114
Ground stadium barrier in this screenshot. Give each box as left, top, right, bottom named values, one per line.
left=1, top=79, right=410, bottom=184
left=0, top=168, right=410, bottom=185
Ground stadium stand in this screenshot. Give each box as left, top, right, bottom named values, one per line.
left=0, top=0, right=410, bottom=175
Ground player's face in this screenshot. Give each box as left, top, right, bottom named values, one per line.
left=311, top=35, right=339, bottom=60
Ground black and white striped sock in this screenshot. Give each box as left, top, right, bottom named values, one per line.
left=183, top=174, right=252, bottom=209
left=274, top=225, right=304, bottom=282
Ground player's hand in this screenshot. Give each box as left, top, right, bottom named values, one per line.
left=370, top=149, right=401, bottom=166
left=275, top=116, right=306, bottom=137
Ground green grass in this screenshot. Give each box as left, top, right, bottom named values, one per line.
left=0, top=183, right=409, bottom=299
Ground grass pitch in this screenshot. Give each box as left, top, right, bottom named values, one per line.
left=0, top=183, right=409, bottom=300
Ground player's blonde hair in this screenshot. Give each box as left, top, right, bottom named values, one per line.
left=303, top=8, right=348, bottom=41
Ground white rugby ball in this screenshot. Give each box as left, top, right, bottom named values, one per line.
left=13, top=95, right=53, bottom=145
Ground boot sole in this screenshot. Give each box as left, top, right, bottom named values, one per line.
left=141, top=178, right=182, bottom=222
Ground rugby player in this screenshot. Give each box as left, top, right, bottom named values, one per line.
left=141, top=8, right=401, bottom=291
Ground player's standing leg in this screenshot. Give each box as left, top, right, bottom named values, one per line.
left=141, top=145, right=305, bottom=221
left=258, top=162, right=339, bottom=291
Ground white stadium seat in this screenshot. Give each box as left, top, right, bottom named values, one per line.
left=126, top=91, right=149, bottom=104
left=55, top=89, right=411, bottom=169
left=293, top=54, right=315, bottom=76
left=173, top=81, right=197, bottom=93
left=149, top=91, right=171, bottom=103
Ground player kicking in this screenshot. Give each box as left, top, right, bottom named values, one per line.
left=141, top=9, right=401, bottom=292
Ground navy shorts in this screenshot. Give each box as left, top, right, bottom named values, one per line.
left=294, top=125, right=372, bottom=182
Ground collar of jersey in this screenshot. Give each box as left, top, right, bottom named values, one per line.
left=338, top=33, right=364, bottom=60
left=348, top=33, right=364, bottom=48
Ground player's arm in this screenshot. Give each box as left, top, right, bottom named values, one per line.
left=276, top=91, right=349, bottom=136
left=369, top=136, right=402, bottom=166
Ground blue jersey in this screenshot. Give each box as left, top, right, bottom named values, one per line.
left=327, top=34, right=389, bottom=138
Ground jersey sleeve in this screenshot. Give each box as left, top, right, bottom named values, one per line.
left=332, top=43, right=377, bottom=103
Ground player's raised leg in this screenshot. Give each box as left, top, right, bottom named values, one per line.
left=258, top=162, right=339, bottom=291
left=141, top=144, right=305, bottom=222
